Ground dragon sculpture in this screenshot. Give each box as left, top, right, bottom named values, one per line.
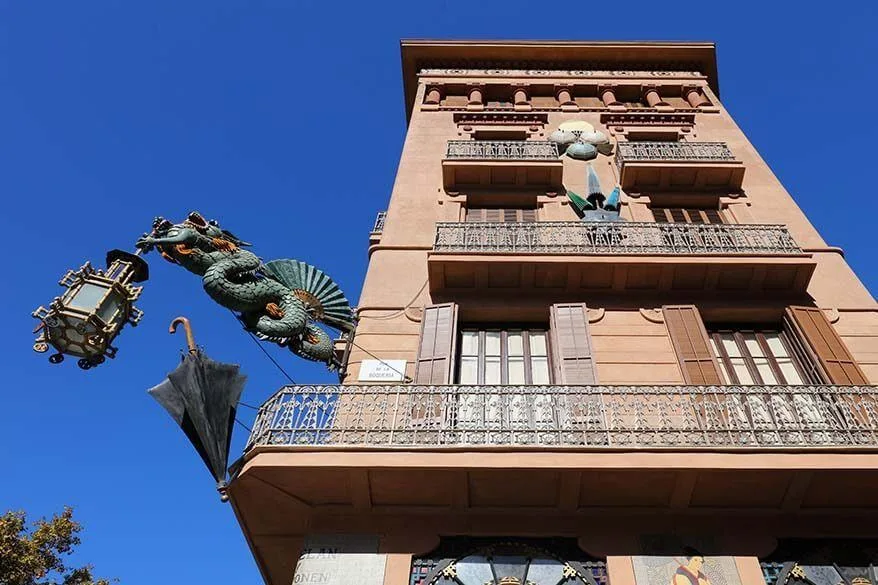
left=136, top=212, right=355, bottom=370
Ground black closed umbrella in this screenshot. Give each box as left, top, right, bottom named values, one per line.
left=148, top=317, right=247, bottom=501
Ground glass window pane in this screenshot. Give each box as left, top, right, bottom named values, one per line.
left=530, top=332, right=547, bottom=356
left=508, top=357, right=525, bottom=384
left=710, top=338, right=732, bottom=384
left=459, top=357, right=478, bottom=384
left=765, top=333, right=789, bottom=357
left=754, top=358, right=778, bottom=385
left=731, top=358, right=754, bottom=384
left=531, top=357, right=550, bottom=384
left=460, top=331, right=479, bottom=355
left=68, top=283, right=109, bottom=311
left=721, top=333, right=740, bottom=357
left=777, top=357, right=804, bottom=384
left=507, top=332, right=523, bottom=356
left=744, top=335, right=764, bottom=357
left=485, top=332, right=501, bottom=355
left=485, top=356, right=501, bottom=384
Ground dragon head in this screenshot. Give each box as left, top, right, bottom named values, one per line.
left=136, top=211, right=250, bottom=267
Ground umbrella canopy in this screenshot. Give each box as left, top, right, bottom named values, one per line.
left=148, top=318, right=247, bottom=499
left=586, top=163, right=606, bottom=209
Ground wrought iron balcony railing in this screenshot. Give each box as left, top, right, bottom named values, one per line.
left=372, top=211, right=386, bottom=233
left=246, top=385, right=878, bottom=450
left=432, top=221, right=801, bottom=255
left=445, top=140, right=560, bottom=160
left=615, top=141, right=736, bottom=168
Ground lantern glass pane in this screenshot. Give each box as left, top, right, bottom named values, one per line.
left=68, top=283, right=109, bottom=312
left=97, top=291, right=124, bottom=326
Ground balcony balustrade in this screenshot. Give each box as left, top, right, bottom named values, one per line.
left=442, top=140, right=563, bottom=189
left=615, top=141, right=744, bottom=190
left=445, top=140, right=560, bottom=160
left=433, top=221, right=801, bottom=255
left=247, top=384, right=878, bottom=450
left=372, top=211, right=386, bottom=233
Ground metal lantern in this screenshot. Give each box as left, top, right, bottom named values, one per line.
left=32, top=249, right=149, bottom=369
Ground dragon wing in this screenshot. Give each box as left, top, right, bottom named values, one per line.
left=262, top=259, right=355, bottom=332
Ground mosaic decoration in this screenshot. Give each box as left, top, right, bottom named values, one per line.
left=411, top=538, right=606, bottom=585
left=762, top=539, right=878, bottom=585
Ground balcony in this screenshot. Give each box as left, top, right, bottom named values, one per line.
left=615, top=141, right=745, bottom=191
left=248, top=384, right=878, bottom=450
left=442, top=140, right=563, bottom=190
left=230, top=384, right=878, bottom=549
left=428, top=221, right=815, bottom=295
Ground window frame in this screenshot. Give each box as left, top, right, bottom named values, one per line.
left=651, top=206, right=726, bottom=224
left=465, top=206, right=538, bottom=222
left=456, top=326, right=552, bottom=385
left=707, top=325, right=821, bottom=385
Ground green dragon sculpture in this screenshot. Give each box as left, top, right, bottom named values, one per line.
left=136, top=212, right=355, bottom=370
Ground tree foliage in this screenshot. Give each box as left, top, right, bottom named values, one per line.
left=0, top=507, right=114, bottom=585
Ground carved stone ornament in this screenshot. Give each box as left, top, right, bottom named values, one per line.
left=587, top=308, right=606, bottom=323
left=419, top=68, right=704, bottom=78
left=639, top=308, right=665, bottom=323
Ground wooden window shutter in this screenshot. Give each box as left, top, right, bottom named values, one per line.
left=521, top=208, right=537, bottom=222
left=663, top=305, right=723, bottom=384
left=484, top=208, right=502, bottom=222
left=785, top=306, right=868, bottom=385
left=414, top=303, right=458, bottom=384
left=550, top=303, right=597, bottom=384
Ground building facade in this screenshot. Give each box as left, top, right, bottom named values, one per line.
left=229, top=41, right=878, bottom=585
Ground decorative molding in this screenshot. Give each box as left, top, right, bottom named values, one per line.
left=419, top=68, right=705, bottom=78
left=405, top=306, right=423, bottom=323
left=587, top=308, right=605, bottom=323
left=823, top=308, right=840, bottom=324
left=639, top=308, right=665, bottom=323
left=453, top=112, right=548, bottom=126
left=601, top=113, right=696, bottom=126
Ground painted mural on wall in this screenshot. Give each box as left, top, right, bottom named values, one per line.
left=763, top=539, right=878, bottom=585
left=632, top=551, right=742, bottom=585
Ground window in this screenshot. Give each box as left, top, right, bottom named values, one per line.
left=457, top=328, right=551, bottom=384
left=465, top=206, right=536, bottom=222
left=707, top=326, right=821, bottom=385
left=652, top=207, right=725, bottom=224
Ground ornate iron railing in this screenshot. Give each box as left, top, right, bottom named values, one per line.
left=445, top=140, right=560, bottom=160
left=615, top=141, right=736, bottom=168
left=372, top=211, right=386, bottom=233
left=246, top=385, right=878, bottom=449
left=432, top=221, right=801, bottom=255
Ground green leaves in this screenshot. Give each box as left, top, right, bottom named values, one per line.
left=0, top=507, right=114, bottom=585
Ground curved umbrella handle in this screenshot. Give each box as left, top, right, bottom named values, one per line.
left=169, top=316, right=198, bottom=354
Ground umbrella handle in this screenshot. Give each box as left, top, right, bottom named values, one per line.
left=169, top=317, right=198, bottom=354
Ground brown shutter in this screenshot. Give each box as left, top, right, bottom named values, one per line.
left=484, top=208, right=502, bottom=222
left=550, top=303, right=597, bottom=384
left=786, top=306, right=868, bottom=385
left=414, top=303, right=458, bottom=384
left=663, top=305, right=723, bottom=384
left=521, top=208, right=537, bottom=222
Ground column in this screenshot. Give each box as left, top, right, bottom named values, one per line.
left=424, top=85, right=441, bottom=105
left=555, top=85, right=578, bottom=111
left=643, top=85, right=670, bottom=107
left=513, top=86, right=531, bottom=111
left=467, top=85, right=484, bottom=110
left=684, top=86, right=710, bottom=107
left=599, top=85, right=624, bottom=109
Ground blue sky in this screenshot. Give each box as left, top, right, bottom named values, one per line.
left=1, top=1, right=876, bottom=583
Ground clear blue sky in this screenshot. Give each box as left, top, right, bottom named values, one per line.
left=1, top=1, right=875, bottom=583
